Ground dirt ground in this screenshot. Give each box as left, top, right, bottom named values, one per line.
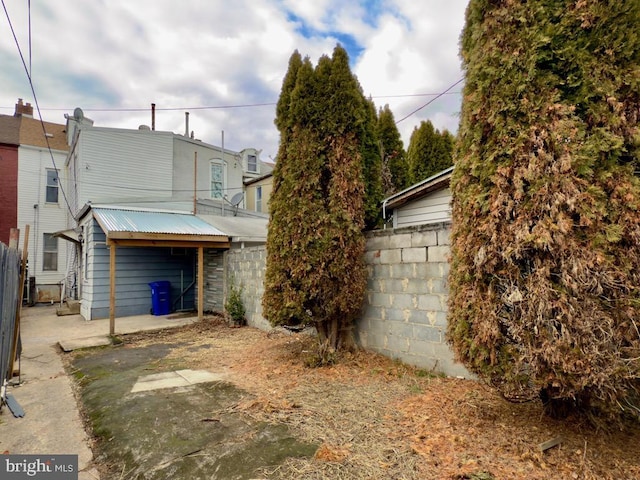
left=68, top=315, right=640, bottom=480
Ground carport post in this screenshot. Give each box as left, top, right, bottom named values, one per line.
left=109, top=244, right=116, bottom=335
left=198, top=246, right=204, bottom=321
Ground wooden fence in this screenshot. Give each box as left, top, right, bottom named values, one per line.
left=0, top=242, right=21, bottom=396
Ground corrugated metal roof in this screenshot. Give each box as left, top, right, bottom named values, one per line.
left=197, top=215, right=268, bottom=243
left=93, top=208, right=226, bottom=236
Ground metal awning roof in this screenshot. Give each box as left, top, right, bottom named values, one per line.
left=89, top=207, right=230, bottom=248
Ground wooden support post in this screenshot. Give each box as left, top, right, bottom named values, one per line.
left=109, top=244, right=116, bottom=335
left=198, top=246, right=204, bottom=321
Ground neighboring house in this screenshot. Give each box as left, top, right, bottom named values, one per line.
left=244, top=172, right=273, bottom=214
left=382, top=166, right=453, bottom=228
left=0, top=99, right=69, bottom=302
left=60, top=108, right=271, bottom=319
left=0, top=114, right=20, bottom=245
left=64, top=109, right=272, bottom=215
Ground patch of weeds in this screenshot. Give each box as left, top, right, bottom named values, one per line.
left=303, top=339, right=337, bottom=367
left=415, top=369, right=435, bottom=378
left=109, top=335, right=123, bottom=346
left=225, top=277, right=246, bottom=326
left=409, top=384, right=423, bottom=395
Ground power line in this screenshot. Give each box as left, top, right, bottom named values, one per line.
left=2, top=0, right=74, bottom=218
left=0, top=92, right=462, bottom=114
left=395, top=77, right=464, bottom=124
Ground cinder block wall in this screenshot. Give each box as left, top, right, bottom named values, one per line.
left=356, top=223, right=471, bottom=378
left=223, top=223, right=472, bottom=378
left=224, top=245, right=271, bottom=330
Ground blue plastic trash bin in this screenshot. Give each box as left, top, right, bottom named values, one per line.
left=149, top=281, right=171, bottom=315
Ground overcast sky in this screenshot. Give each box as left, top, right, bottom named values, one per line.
left=1, top=0, right=468, bottom=160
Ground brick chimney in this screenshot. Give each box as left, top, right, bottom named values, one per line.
left=15, top=98, right=34, bottom=117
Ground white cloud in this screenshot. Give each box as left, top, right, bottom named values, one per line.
left=0, top=0, right=469, bottom=158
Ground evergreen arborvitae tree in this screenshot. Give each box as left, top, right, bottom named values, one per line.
left=448, top=1, right=640, bottom=422
left=263, top=46, right=367, bottom=354
left=362, top=97, right=384, bottom=229
left=407, top=120, right=454, bottom=184
left=377, top=104, right=407, bottom=194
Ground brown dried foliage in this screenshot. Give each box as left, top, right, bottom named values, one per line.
left=448, top=0, right=640, bottom=422
left=119, top=319, right=640, bottom=479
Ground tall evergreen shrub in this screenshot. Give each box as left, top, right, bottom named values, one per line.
left=448, top=0, right=640, bottom=421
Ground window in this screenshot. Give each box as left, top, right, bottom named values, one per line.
left=210, top=162, right=224, bottom=199
left=247, top=154, right=257, bottom=173
left=43, top=233, right=58, bottom=271
left=46, top=169, right=59, bottom=203
left=256, top=186, right=263, bottom=212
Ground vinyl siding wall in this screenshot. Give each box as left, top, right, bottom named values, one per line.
left=17, top=145, right=69, bottom=289
left=172, top=137, right=246, bottom=205
left=393, top=188, right=452, bottom=228
left=74, top=128, right=174, bottom=208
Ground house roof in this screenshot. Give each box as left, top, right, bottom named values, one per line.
left=0, top=115, right=20, bottom=146
left=243, top=172, right=273, bottom=186
left=382, top=166, right=454, bottom=217
left=19, top=117, right=68, bottom=151
left=80, top=206, right=230, bottom=248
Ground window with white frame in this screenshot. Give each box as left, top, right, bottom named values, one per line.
left=247, top=154, right=257, bottom=173
left=46, top=169, right=59, bottom=203
left=255, top=186, right=263, bottom=212
left=210, top=161, right=224, bottom=199
left=43, top=233, right=58, bottom=271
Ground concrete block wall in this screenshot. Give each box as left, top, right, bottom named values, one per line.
left=224, top=245, right=271, bottom=330
left=223, top=223, right=472, bottom=378
left=356, top=223, right=471, bottom=378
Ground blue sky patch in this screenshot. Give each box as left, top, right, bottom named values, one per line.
left=65, top=72, right=120, bottom=106
left=286, top=11, right=364, bottom=65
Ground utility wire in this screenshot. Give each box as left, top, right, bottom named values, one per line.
left=395, top=77, right=465, bottom=124
left=2, top=0, right=74, bottom=218
left=0, top=91, right=462, bottom=113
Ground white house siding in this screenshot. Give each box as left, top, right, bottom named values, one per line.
left=73, top=128, right=174, bottom=209
left=16, top=145, right=69, bottom=298
left=172, top=136, right=246, bottom=206
left=393, top=187, right=452, bottom=228
left=80, top=217, right=197, bottom=320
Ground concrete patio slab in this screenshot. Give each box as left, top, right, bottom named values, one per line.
left=0, top=305, right=202, bottom=480
left=131, top=369, right=226, bottom=393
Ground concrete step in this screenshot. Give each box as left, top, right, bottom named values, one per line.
left=56, top=299, right=81, bottom=316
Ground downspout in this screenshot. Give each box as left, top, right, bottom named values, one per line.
left=382, top=198, right=389, bottom=229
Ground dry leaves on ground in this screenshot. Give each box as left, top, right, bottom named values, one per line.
left=122, top=316, right=640, bottom=479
